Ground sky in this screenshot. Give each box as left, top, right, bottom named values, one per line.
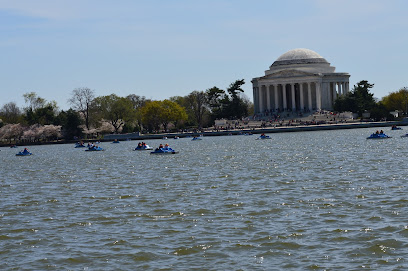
left=0, top=0, right=407, bottom=110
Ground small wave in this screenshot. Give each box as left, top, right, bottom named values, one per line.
left=173, top=244, right=210, bottom=255
left=132, top=252, right=157, bottom=262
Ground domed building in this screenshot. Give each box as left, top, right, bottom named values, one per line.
left=252, top=48, right=350, bottom=114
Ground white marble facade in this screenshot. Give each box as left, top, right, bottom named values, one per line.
left=252, top=48, right=350, bottom=114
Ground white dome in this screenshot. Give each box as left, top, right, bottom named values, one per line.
left=276, top=48, right=324, bottom=61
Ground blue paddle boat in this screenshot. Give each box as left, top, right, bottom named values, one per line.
left=192, top=136, right=202, bottom=141
left=16, top=148, right=32, bottom=156
left=135, top=143, right=153, bottom=151
left=256, top=134, right=271, bottom=140
left=75, top=143, right=86, bottom=148
left=150, top=145, right=178, bottom=155
left=85, top=146, right=104, bottom=151
left=366, top=133, right=391, bottom=139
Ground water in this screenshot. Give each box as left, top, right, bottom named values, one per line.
left=1, top=128, right=407, bottom=270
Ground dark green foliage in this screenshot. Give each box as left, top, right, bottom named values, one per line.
left=55, top=109, right=83, bottom=139
left=334, top=80, right=376, bottom=116
left=205, top=79, right=250, bottom=122
left=370, top=103, right=394, bottom=121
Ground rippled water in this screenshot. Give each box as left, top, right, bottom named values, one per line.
left=1, top=127, right=408, bottom=270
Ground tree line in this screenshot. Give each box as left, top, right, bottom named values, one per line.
left=0, top=79, right=253, bottom=142
left=334, top=80, right=408, bottom=120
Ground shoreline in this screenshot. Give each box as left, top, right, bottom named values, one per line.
left=3, top=120, right=404, bottom=148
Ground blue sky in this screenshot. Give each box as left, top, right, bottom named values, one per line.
left=1, top=0, right=407, bottom=110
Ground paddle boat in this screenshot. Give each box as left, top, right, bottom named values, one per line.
left=192, top=136, right=202, bottom=141
left=174, top=136, right=180, bottom=139
left=150, top=144, right=178, bottom=155
left=256, top=133, right=271, bottom=140
left=366, top=131, right=391, bottom=139
left=85, top=145, right=104, bottom=151
left=10, top=144, right=17, bottom=148
left=75, top=142, right=86, bottom=148
left=400, top=134, right=408, bottom=138
left=112, top=139, right=120, bottom=143
left=162, top=136, right=168, bottom=140
left=391, top=125, right=402, bottom=130
left=135, top=142, right=153, bottom=151
left=16, top=148, right=32, bottom=156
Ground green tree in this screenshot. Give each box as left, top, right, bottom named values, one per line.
left=140, top=101, right=163, bottom=133
left=93, top=94, right=136, bottom=133
left=206, top=86, right=226, bottom=118
left=333, top=80, right=376, bottom=116
left=55, top=109, right=84, bottom=139
left=140, top=100, right=187, bottom=133
left=224, top=79, right=248, bottom=119
left=160, top=99, right=187, bottom=131
left=24, top=101, right=58, bottom=125
left=381, top=87, right=408, bottom=114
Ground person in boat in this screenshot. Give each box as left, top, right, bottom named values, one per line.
left=23, top=148, right=29, bottom=154
left=137, top=142, right=142, bottom=148
left=375, top=130, right=379, bottom=134
left=380, top=130, right=384, bottom=134
left=159, top=144, right=164, bottom=149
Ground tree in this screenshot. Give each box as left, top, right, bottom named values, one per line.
left=92, top=94, right=136, bottom=133
left=55, top=109, right=84, bottom=139
left=381, top=87, right=408, bottom=114
left=333, top=80, right=376, bottom=116
left=224, top=79, right=248, bottom=119
left=126, top=94, right=150, bottom=131
left=140, top=101, right=163, bottom=133
left=0, top=123, right=24, bottom=143
left=160, top=100, right=187, bottom=131
left=0, top=102, right=22, bottom=124
left=23, top=92, right=45, bottom=111
left=140, top=100, right=187, bottom=133
left=206, top=86, right=226, bottom=120
left=68, top=87, right=95, bottom=130
left=186, top=91, right=208, bottom=129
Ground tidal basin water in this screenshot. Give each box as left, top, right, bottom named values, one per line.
left=1, top=128, right=408, bottom=270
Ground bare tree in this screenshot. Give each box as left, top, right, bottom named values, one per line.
left=68, top=87, right=95, bottom=130
left=0, top=102, right=22, bottom=123
left=187, top=91, right=208, bottom=129
left=23, top=92, right=45, bottom=111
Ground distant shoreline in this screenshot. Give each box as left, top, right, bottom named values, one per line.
left=99, top=120, right=408, bottom=140
left=1, top=120, right=406, bottom=148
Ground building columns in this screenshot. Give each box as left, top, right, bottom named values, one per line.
left=266, top=85, right=271, bottom=111
left=316, top=82, right=321, bottom=110
left=291, top=83, right=296, bottom=111
left=282, top=84, right=287, bottom=110
left=307, top=82, right=313, bottom=111
left=259, top=86, right=264, bottom=113
left=274, top=84, right=279, bottom=110
left=333, top=82, right=337, bottom=102
left=299, top=83, right=304, bottom=111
